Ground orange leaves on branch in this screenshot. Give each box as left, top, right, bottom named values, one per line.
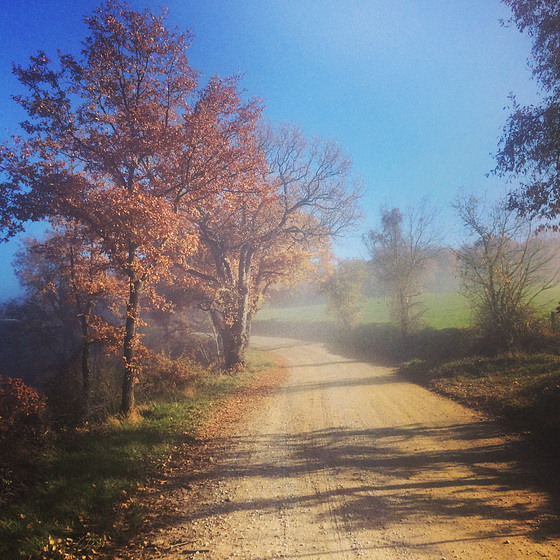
left=0, top=1, right=269, bottom=410
left=1, top=1, right=361, bottom=393
left=172, top=123, right=361, bottom=368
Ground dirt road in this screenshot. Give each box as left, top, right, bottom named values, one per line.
left=136, top=337, right=560, bottom=559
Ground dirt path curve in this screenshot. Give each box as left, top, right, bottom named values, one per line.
left=135, top=337, right=560, bottom=559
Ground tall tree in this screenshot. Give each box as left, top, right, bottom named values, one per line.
left=175, top=122, right=362, bottom=369
left=0, top=1, right=263, bottom=414
left=364, top=202, right=438, bottom=338
left=496, top=1, right=560, bottom=223
left=454, top=195, right=558, bottom=352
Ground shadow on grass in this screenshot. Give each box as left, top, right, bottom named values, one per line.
left=0, top=407, right=198, bottom=559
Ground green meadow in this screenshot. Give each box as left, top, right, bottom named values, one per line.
left=257, top=287, right=560, bottom=331
left=256, top=292, right=473, bottom=329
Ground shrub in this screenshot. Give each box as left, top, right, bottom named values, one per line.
left=138, top=352, right=205, bottom=398
left=340, top=323, right=476, bottom=365
left=0, top=376, right=46, bottom=502
left=0, top=376, right=45, bottom=450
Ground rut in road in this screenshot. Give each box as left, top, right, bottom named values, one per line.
left=139, top=337, right=560, bottom=560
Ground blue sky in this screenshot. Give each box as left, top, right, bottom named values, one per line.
left=0, top=0, right=539, bottom=300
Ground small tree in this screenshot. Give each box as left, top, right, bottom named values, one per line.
left=454, top=195, right=558, bottom=353
left=364, top=202, right=439, bottom=338
left=322, top=259, right=366, bottom=329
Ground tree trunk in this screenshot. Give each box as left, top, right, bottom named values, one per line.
left=79, top=314, right=91, bottom=394
left=222, top=248, right=253, bottom=370
left=221, top=320, right=251, bottom=370
left=221, top=326, right=240, bottom=369
left=213, top=311, right=249, bottom=370
left=121, top=276, right=144, bottom=416
left=212, top=295, right=252, bottom=370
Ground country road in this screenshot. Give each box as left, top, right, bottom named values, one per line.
left=135, top=337, right=560, bottom=559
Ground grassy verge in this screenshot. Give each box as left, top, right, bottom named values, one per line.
left=0, top=350, right=274, bottom=560
left=399, top=354, right=560, bottom=442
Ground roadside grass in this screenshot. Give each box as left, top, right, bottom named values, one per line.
left=399, top=354, right=560, bottom=441
left=0, top=350, right=274, bottom=560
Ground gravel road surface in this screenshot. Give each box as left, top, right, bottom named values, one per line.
left=133, top=336, right=560, bottom=559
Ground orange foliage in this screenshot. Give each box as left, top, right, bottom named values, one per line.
left=172, top=123, right=361, bottom=368
left=1, top=1, right=265, bottom=413
left=0, top=377, right=45, bottom=450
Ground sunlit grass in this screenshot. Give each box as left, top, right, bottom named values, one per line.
left=361, top=293, right=473, bottom=329
left=256, top=302, right=328, bottom=323
left=420, top=292, right=472, bottom=329
left=258, top=288, right=560, bottom=331
left=257, top=292, right=471, bottom=329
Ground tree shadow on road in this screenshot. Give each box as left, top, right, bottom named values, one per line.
left=164, top=421, right=559, bottom=545
left=250, top=319, right=560, bottom=525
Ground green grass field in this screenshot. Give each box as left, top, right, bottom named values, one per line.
left=256, top=293, right=472, bottom=329
left=361, top=292, right=474, bottom=329
left=257, top=288, right=560, bottom=331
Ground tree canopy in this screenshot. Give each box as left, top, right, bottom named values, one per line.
left=0, top=0, right=264, bottom=414
left=174, top=122, right=362, bottom=369
left=0, top=1, right=362, bottom=411
left=496, top=0, right=560, bottom=225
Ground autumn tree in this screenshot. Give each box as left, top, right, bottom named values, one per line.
left=454, top=195, right=558, bottom=353
left=0, top=2, right=263, bottom=414
left=495, top=1, right=560, bottom=223
left=13, top=221, right=124, bottom=394
left=175, top=122, right=362, bottom=369
left=364, top=203, right=439, bottom=338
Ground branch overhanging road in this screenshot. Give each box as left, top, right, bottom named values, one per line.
left=136, top=336, right=560, bottom=559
